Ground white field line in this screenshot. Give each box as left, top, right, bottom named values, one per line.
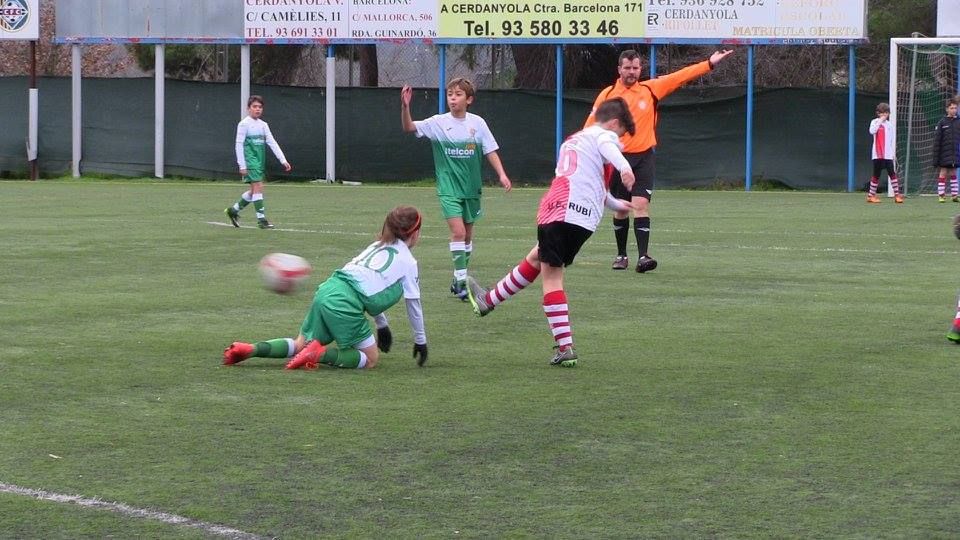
left=205, top=222, right=960, bottom=256
left=0, top=482, right=267, bottom=540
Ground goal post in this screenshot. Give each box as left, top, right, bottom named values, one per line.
left=889, top=37, right=960, bottom=195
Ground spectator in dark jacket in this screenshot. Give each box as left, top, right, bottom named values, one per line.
left=934, top=99, right=959, bottom=202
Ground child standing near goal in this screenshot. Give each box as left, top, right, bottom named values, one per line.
left=934, top=98, right=960, bottom=203
left=465, top=98, right=636, bottom=367
left=223, top=206, right=429, bottom=369
left=224, top=95, right=292, bottom=229
left=400, top=79, right=512, bottom=300
left=866, top=103, right=904, bottom=204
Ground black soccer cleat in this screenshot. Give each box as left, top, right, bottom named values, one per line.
left=257, top=219, right=275, bottom=229
left=635, top=255, right=658, bottom=273
left=450, top=279, right=469, bottom=302
left=225, top=207, right=240, bottom=228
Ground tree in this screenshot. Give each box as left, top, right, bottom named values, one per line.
left=130, top=44, right=308, bottom=85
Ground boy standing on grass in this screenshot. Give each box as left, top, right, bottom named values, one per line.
left=465, top=98, right=637, bottom=367
left=866, top=102, right=904, bottom=204
left=400, top=79, right=512, bottom=300
left=225, top=95, right=292, bottom=229
left=934, top=99, right=960, bottom=203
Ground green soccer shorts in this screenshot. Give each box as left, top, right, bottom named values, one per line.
left=299, top=277, right=373, bottom=349
left=438, top=195, right=482, bottom=223
left=243, top=168, right=265, bottom=183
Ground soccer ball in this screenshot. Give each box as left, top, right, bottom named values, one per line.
left=259, top=252, right=312, bottom=294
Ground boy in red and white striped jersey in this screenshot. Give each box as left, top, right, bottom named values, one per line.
left=466, top=98, right=636, bottom=367
left=866, top=102, right=903, bottom=204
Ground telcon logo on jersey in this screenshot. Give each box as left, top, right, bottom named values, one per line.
left=445, top=143, right=477, bottom=159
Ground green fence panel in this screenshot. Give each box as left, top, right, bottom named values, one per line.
left=0, top=76, right=883, bottom=189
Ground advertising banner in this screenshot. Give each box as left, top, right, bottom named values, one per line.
left=243, top=0, right=866, bottom=44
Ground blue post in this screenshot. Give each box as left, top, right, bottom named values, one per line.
left=745, top=45, right=754, bottom=191
left=556, top=45, right=563, bottom=159
left=438, top=44, right=446, bottom=114
left=847, top=45, right=856, bottom=192
left=649, top=44, right=656, bottom=77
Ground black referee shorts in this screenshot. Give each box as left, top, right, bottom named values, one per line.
left=610, top=149, right=656, bottom=201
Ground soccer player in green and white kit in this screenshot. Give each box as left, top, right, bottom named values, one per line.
left=401, top=79, right=512, bottom=300
left=225, top=95, right=292, bottom=230
left=223, top=206, right=429, bottom=369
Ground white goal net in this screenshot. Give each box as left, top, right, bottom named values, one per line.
left=890, top=37, right=960, bottom=195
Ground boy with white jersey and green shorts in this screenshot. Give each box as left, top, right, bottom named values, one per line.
left=400, top=79, right=512, bottom=300
left=225, top=95, right=292, bottom=230
left=223, top=206, right=429, bottom=369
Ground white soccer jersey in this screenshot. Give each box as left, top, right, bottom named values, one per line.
left=235, top=116, right=287, bottom=170
left=869, top=118, right=896, bottom=160
left=333, top=240, right=421, bottom=316
left=537, top=125, right=630, bottom=232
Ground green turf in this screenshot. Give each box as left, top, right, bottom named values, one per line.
left=2, top=180, right=959, bottom=538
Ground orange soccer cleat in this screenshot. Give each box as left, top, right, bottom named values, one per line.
left=285, top=340, right=326, bottom=370
left=866, top=195, right=881, bottom=204
left=223, top=342, right=254, bottom=365
left=894, top=194, right=905, bottom=204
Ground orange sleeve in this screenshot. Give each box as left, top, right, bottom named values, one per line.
left=584, top=84, right=615, bottom=128
left=646, top=60, right=712, bottom=100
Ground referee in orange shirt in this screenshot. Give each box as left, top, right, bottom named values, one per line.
left=585, top=48, right=733, bottom=273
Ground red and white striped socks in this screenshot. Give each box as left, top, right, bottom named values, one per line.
left=485, top=258, right=541, bottom=307
left=543, top=290, right=573, bottom=350
left=871, top=176, right=902, bottom=197
left=937, top=177, right=959, bottom=198
left=953, top=293, right=960, bottom=331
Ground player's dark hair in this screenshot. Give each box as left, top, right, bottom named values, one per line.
left=595, top=97, right=636, bottom=136
left=447, top=77, right=476, bottom=99
left=618, top=49, right=641, bottom=64
left=247, top=95, right=264, bottom=107
left=876, top=102, right=890, bottom=114
left=947, top=98, right=959, bottom=109
left=379, top=206, right=422, bottom=245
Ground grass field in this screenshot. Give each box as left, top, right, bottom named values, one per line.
left=2, top=179, right=959, bottom=538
